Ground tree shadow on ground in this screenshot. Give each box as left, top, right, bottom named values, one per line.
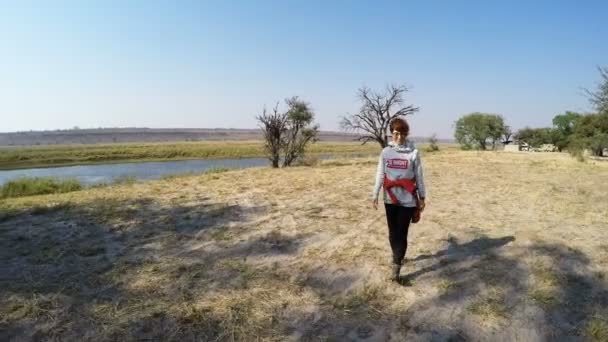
left=0, top=196, right=307, bottom=341
left=2, top=202, right=607, bottom=341
left=392, top=235, right=608, bottom=341
left=100, top=236, right=608, bottom=341
left=276, top=234, right=608, bottom=341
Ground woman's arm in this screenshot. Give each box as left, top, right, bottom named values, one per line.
left=372, top=151, right=385, bottom=201
left=414, top=150, right=426, bottom=200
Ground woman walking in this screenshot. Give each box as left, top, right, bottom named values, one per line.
left=372, top=117, right=426, bottom=282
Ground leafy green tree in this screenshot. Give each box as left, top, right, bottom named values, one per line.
left=487, top=115, right=506, bottom=149
left=454, top=113, right=506, bottom=150
left=569, top=67, right=608, bottom=158
left=514, top=127, right=552, bottom=148
left=570, top=112, right=608, bottom=157
left=283, top=97, right=319, bottom=167
left=551, top=111, right=581, bottom=151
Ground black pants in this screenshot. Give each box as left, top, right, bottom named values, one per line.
left=384, top=203, right=416, bottom=266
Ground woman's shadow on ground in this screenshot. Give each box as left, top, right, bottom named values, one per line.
left=397, top=235, right=516, bottom=286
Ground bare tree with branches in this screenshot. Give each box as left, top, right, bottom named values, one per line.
left=501, top=125, right=513, bottom=145
left=256, top=103, right=288, bottom=168
left=584, top=66, right=608, bottom=114
left=340, top=84, right=419, bottom=148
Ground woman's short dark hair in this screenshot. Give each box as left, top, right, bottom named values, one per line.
left=389, top=117, right=410, bottom=137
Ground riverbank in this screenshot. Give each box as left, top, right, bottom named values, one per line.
left=1, top=151, right=607, bottom=340
left=0, top=166, right=231, bottom=199
left=0, top=141, right=387, bottom=170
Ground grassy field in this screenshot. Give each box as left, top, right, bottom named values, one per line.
left=1, top=150, right=607, bottom=341
left=0, top=141, right=391, bottom=170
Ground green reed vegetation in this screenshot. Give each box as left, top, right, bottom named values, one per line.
left=0, top=141, right=382, bottom=170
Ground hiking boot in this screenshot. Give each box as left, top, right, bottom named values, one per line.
left=391, top=264, right=401, bottom=282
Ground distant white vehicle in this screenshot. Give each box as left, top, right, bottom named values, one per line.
left=532, top=144, right=557, bottom=152
left=503, top=142, right=529, bottom=152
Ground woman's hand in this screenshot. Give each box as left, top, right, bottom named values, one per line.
left=418, top=198, right=426, bottom=212
left=372, top=198, right=378, bottom=210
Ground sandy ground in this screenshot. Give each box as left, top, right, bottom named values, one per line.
left=1, top=150, right=607, bottom=341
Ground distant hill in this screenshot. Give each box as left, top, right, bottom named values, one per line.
left=0, top=128, right=454, bottom=146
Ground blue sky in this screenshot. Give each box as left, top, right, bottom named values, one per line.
left=1, top=0, right=606, bottom=138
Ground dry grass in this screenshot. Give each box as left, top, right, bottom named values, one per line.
left=587, top=314, right=608, bottom=342
left=1, top=150, right=607, bottom=341
left=467, top=288, right=510, bottom=323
